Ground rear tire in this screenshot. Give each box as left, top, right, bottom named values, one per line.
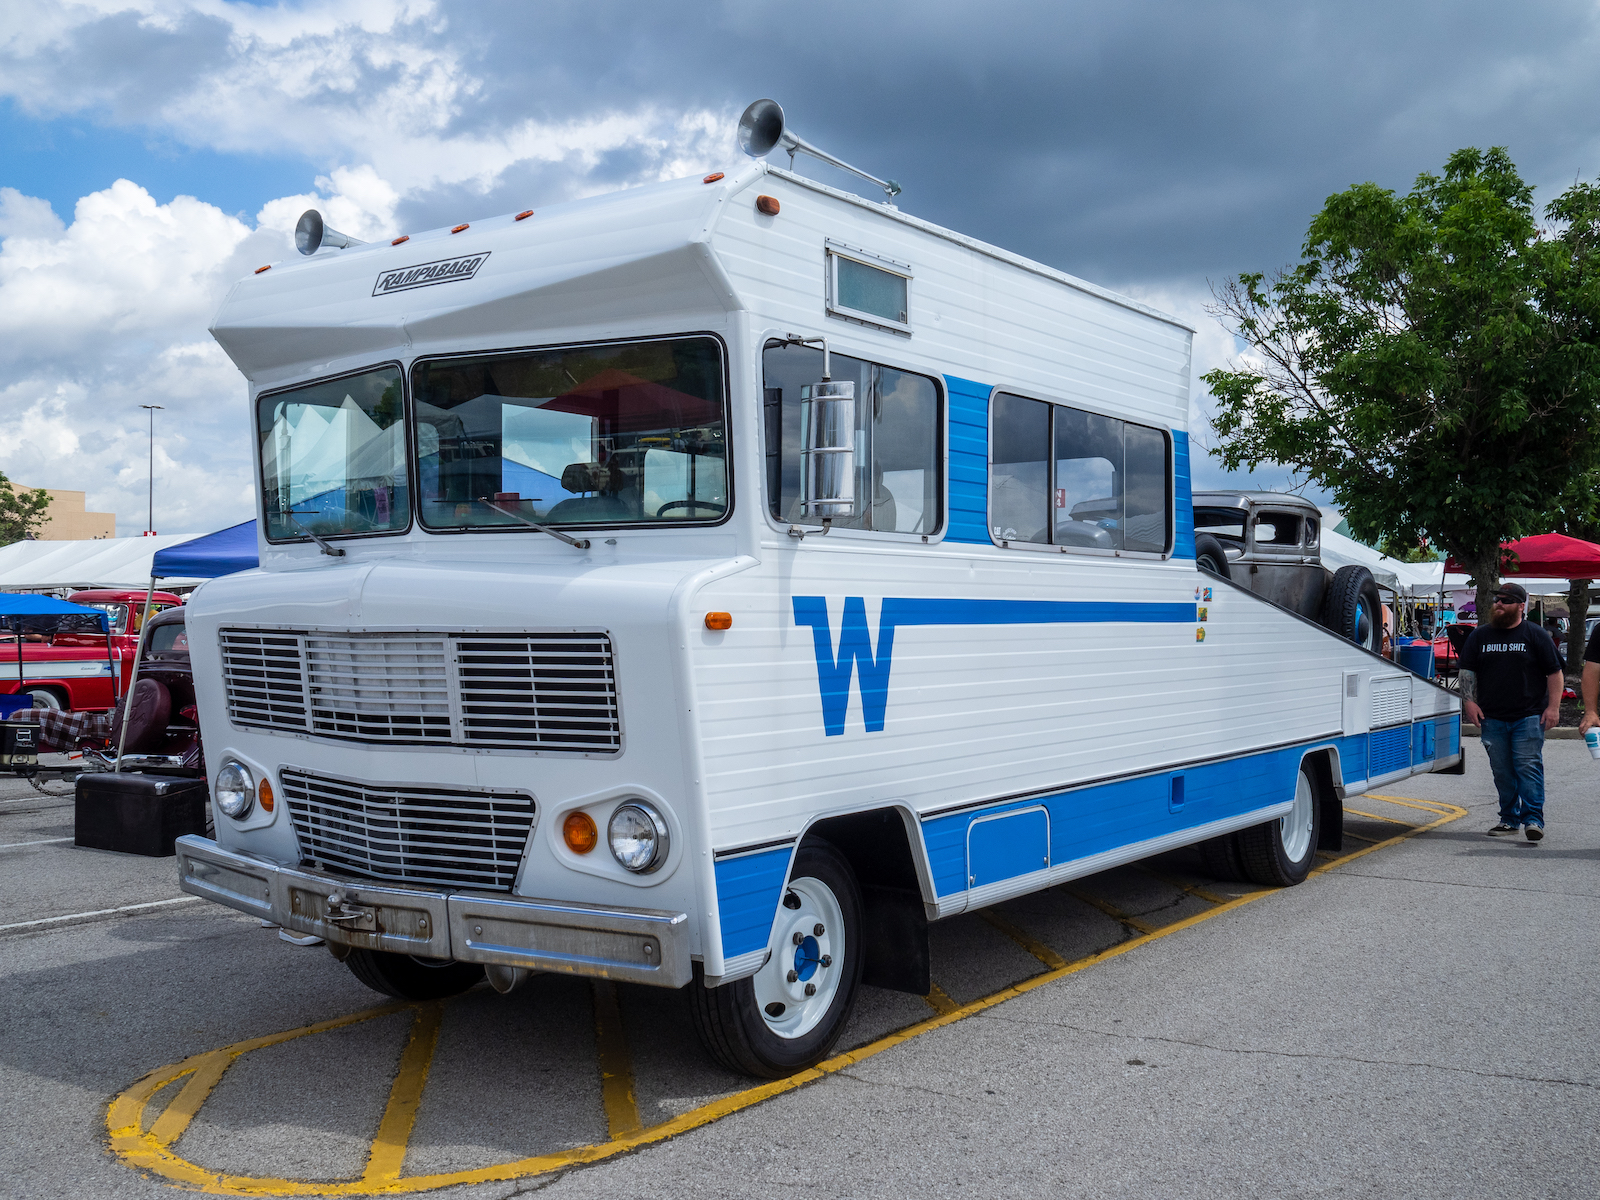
left=1194, top=534, right=1232, bottom=581
left=1238, top=760, right=1323, bottom=886
left=345, top=949, right=483, bottom=1000
left=1319, top=565, right=1382, bottom=651
left=26, top=688, right=65, bottom=711
left=1198, top=831, right=1245, bottom=881
left=690, top=839, right=863, bottom=1078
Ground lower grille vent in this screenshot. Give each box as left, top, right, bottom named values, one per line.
left=282, top=769, right=535, bottom=892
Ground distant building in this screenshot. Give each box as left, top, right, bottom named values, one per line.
left=17, top=487, right=117, bottom=540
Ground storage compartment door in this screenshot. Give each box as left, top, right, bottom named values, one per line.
left=966, top=806, right=1050, bottom=890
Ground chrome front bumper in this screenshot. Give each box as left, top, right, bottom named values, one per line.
left=175, top=835, right=692, bottom=988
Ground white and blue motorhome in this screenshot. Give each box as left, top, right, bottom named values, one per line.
left=177, top=104, right=1462, bottom=1077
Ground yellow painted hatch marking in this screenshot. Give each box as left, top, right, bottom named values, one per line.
left=106, top=798, right=1467, bottom=1196
left=591, top=980, right=642, bottom=1139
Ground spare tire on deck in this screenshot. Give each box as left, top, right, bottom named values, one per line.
left=1319, top=565, right=1382, bottom=651
left=1194, top=534, right=1232, bottom=581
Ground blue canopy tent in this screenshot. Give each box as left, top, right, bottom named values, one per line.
left=151, top=520, right=259, bottom=580
left=0, top=594, right=111, bottom=718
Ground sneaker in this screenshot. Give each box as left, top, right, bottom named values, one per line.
left=278, top=929, right=325, bottom=946
left=1486, top=824, right=1521, bottom=836
left=1524, top=825, right=1545, bottom=843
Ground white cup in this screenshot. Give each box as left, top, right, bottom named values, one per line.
left=1586, top=727, right=1600, bottom=761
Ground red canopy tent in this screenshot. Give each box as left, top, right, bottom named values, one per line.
left=1445, top=533, right=1600, bottom=579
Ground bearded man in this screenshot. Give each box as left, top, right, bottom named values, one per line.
left=1459, top=583, right=1564, bottom=842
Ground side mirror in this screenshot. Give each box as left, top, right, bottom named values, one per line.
left=799, top=380, right=859, bottom=519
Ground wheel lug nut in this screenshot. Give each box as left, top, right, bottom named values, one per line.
left=792, top=932, right=804, bottom=946
left=786, top=969, right=798, bottom=983
left=813, top=923, right=825, bottom=936
left=821, top=955, right=832, bottom=967
left=804, top=982, right=817, bottom=997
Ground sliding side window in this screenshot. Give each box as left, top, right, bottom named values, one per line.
left=990, top=393, right=1172, bottom=554
left=762, top=342, right=941, bottom=534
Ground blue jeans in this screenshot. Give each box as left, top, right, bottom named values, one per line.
left=1479, top=716, right=1546, bottom=828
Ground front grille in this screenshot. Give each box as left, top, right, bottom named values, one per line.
left=282, top=769, right=535, bottom=892
left=219, top=628, right=620, bottom=753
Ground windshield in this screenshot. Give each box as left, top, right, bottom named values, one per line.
left=411, top=337, right=727, bottom=529
left=258, top=366, right=409, bottom=542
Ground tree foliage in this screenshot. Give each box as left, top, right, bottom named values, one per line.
left=1204, top=147, right=1600, bottom=615
left=0, top=472, right=51, bottom=547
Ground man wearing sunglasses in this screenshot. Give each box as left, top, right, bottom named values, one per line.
left=1460, top=582, right=1564, bottom=841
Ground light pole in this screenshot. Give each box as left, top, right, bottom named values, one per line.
left=140, top=404, right=163, bottom=535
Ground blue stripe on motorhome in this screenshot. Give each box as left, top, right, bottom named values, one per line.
left=1369, top=726, right=1411, bottom=776
left=1172, top=430, right=1196, bottom=560
left=922, top=738, right=1327, bottom=898
left=714, top=846, right=793, bottom=961
left=1335, top=733, right=1368, bottom=785
left=1440, top=714, right=1461, bottom=758
left=944, top=374, right=991, bottom=544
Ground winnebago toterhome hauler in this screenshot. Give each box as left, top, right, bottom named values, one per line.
left=177, top=101, right=1462, bottom=1078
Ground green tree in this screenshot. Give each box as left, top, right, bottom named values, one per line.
left=1204, top=148, right=1600, bottom=617
left=0, top=472, right=51, bottom=546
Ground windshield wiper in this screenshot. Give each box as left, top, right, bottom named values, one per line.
left=283, top=511, right=346, bottom=557
left=476, top=498, right=591, bottom=550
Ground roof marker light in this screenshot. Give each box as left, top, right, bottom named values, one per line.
left=391, top=235, right=410, bottom=245
left=705, top=612, right=732, bottom=630
left=254, top=265, right=271, bottom=274
left=515, top=210, right=534, bottom=221
left=756, top=195, right=780, bottom=216
left=451, top=223, right=469, bottom=233
left=703, top=173, right=724, bottom=184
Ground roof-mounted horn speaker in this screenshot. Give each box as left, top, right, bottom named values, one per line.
left=736, top=99, right=901, bottom=201
left=295, top=209, right=366, bottom=256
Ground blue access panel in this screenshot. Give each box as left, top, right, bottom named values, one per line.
left=967, top=806, right=1050, bottom=889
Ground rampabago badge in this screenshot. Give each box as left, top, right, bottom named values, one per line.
left=372, top=252, right=490, bottom=296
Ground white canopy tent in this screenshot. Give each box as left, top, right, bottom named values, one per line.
left=0, top=535, right=208, bottom=591
left=1318, top=526, right=1446, bottom=597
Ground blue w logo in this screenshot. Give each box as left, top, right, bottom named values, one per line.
left=792, top=598, right=896, bottom=736
left=792, top=596, right=1198, bottom=737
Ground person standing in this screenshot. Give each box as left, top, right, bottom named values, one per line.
left=1579, top=616, right=1600, bottom=739
left=1460, top=583, right=1564, bottom=842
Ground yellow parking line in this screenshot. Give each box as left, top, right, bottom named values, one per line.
left=1059, top=885, right=1159, bottom=934
left=1344, top=808, right=1418, bottom=827
left=1367, top=793, right=1457, bottom=815
left=146, top=1050, right=232, bottom=1145
left=361, top=1004, right=444, bottom=1184
left=106, top=798, right=1467, bottom=1196
left=922, top=983, right=959, bottom=1015
left=979, top=909, right=1069, bottom=969
left=591, top=981, right=641, bottom=1139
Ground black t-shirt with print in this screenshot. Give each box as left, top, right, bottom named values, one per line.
left=1460, top=621, right=1563, bottom=721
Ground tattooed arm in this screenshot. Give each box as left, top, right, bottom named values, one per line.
left=1460, top=669, right=1483, bottom=727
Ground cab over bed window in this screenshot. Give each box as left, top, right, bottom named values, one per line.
left=989, top=393, right=1172, bottom=554
left=763, top=342, right=942, bottom=535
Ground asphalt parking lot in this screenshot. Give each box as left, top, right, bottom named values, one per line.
left=3, top=744, right=1597, bottom=1200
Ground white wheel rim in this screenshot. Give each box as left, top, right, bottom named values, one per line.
left=752, top=875, right=845, bottom=1040
left=1280, top=770, right=1315, bottom=863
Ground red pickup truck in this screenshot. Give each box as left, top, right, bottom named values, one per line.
left=0, top=588, right=183, bottom=712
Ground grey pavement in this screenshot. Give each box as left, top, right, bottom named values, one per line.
left=1, top=746, right=1596, bottom=1200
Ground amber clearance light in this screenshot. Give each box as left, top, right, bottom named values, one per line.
left=563, top=811, right=598, bottom=854
left=704, top=612, right=732, bottom=630
left=257, top=778, right=275, bottom=813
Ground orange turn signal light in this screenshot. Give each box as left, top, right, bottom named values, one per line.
left=515, top=209, right=535, bottom=221
left=451, top=223, right=470, bottom=233
left=391, top=235, right=410, bottom=245
left=254, top=265, right=271, bottom=274
left=703, top=172, right=725, bottom=184
left=563, top=811, right=598, bottom=854
left=258, top=778, right=275, bottom=813
left=755, top=195, right=780, bottom=216
left=705, top=612, right=732, bottom=631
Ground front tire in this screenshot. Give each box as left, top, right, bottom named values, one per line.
left=345, top=949, right=483, bottom=1000
left=690, top=839, right=863, bottom=1078
left=1238, top=760, right=1323, bottom=886
left=26, top=688, right=65, bottom=711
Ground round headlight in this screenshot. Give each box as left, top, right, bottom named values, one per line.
left=215, top=761, right=255, bottom=819
left=608, top=801, right=668, bottom=873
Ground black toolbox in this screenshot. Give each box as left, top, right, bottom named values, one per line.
left=75, top=772, right=209, bottom=857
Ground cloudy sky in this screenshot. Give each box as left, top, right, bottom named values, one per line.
left=3, top=0, right=1598, bottom=536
